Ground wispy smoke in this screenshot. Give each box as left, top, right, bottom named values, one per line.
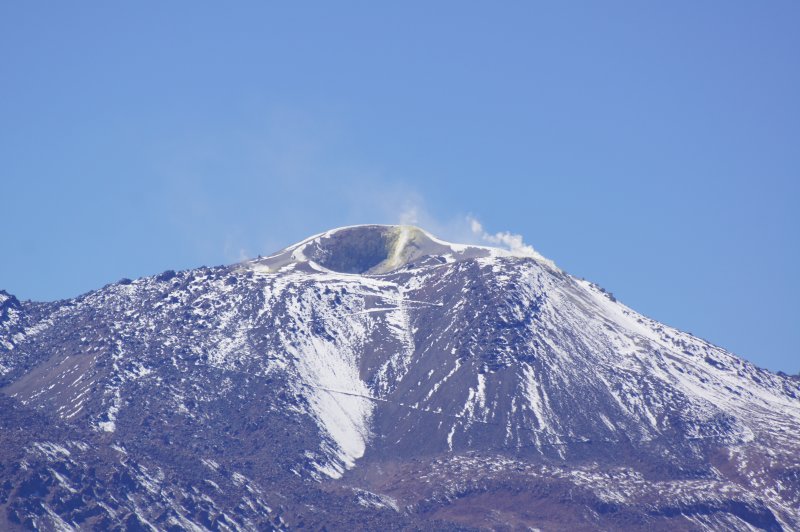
left=398, top=205, right=421, bottom=226
left=381, top=193, right=556, bottom=269
left=467, top=216, right=556, bottom=268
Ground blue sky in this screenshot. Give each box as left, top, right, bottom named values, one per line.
left=1, top=2, right=798, bottom=372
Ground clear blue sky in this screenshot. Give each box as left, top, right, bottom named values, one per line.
left=1, top=2, right=798, bottom=373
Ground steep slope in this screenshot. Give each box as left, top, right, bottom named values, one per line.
left=1, top=225, right=798, bottom=530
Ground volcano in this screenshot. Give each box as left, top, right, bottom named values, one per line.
left=1, top=225, right=798, bottom=530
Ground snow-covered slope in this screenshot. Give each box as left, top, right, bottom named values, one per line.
left=1, top=225, right=798, bottom=530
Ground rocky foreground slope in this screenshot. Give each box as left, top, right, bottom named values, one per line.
left=1, top=225, right=798, bottom=530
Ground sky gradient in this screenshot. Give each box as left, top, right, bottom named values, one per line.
left=1, top=2, right=798, bottom=372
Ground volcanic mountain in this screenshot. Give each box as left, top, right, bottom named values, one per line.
left=1, top=225, right=798, bottom=530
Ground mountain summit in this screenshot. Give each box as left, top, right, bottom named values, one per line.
left=255, top=224, right=554, bottom=275
left=1, top=225, right=798, bottom=530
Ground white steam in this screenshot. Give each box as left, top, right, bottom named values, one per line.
left=468, top=217, right=556, bottom=268
left=398, top=205, right=421, bottom=226
left=390, top=199, right=557, bottom=269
